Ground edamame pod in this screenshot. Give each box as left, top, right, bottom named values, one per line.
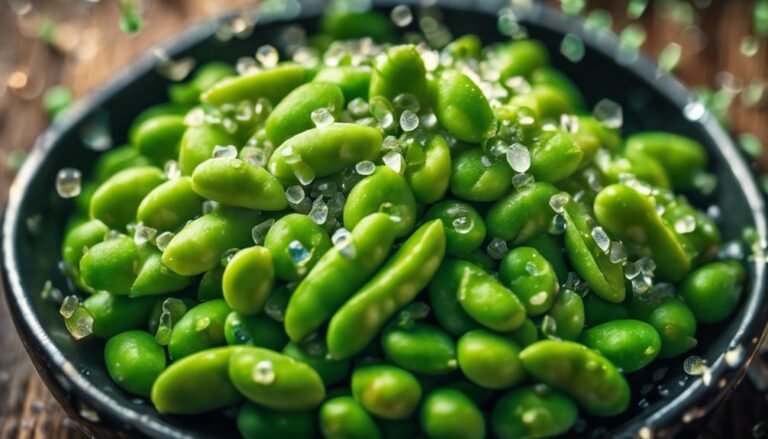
left=344, top=166, right=417, bottom=237
left=326, top=220, right=446, bottom=359
left=162, top=207, right=261, bottom=276
left=594, top=184, right=691, bottom=282
left=201, top=64, right=308, bottom=106
left=137, top=177, right=204, bottom=231
left=266, top=82, right=345, bottom=147
left=433, top=70, right=496, bottom=143
left=264, top=214, right=333, bottom=281
left=519, top=340, right=631, bottom=416
left=268, top=123, right=382, bottom=185
left=192, top=158, right=288, bottom=210
left=580, top=319, right=661, bottom=372
left=284, top=213, right=398, bottom=341
left=228, top=346, right=326, bottom=410
left=381, top=323, right=457, bottom=375
left=168, top=299, right=231, bottom=359
left=458, top=265, right=526, bottom=333
left=90, top=166, right=166, bottom=229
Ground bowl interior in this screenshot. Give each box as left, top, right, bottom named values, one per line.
left=3, top=1, right=766, bottom=438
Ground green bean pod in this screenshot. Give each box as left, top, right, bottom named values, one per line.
left=529, top=129, right=583, bottom=183
left=326, top=220, right=446, bottom=359
left=131, top=245, right=192, bottom=296
left=131, top=114, right=187, bottom=165
left=83, top=291, right=156, bottom=339
left=545, top=289, right=585, bottom=341
left=79, top=235, right=139, bottom=295
left=625, top=132, right=707, bottom=190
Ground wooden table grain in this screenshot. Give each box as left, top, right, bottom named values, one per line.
left=0, top=1, right=766, bottom=438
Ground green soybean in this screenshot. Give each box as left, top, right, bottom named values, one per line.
left=424, top=200, right=486, bottom=257
left=264, top=214, right=333, bottom=281
left=486, top=182, right=560, bottom=243
left=457, top=329, right=526, bottom=390
left=319, top=396, right=382, bottom=439
left=681, top=261, right=745, bottom=323
left=224, top=311, right=288, bottom=350
left=499, top=246, right=559, bottom=316
left=237, top=402, right=317, bottom=439
left=201, top=63, right=308, bottom=106
left=580, top=319, right=661, bottom=372
left=222, top=246, right=274, bottom=315
left=420, top=388, right=486, bottom=439
left=404, top=133, right=452, bottom=204
left=381, top=323, right=457, bottom=375
left=344, top=166, right=418, bottom=237
left=137, top=177, right=204, bottom=231
left=90, top=166, right=166, bottom=229
left=104, top=330, right=166, bottom=397
left=492, top=385, right=578, bottom=439
left=168, top=299, right=231, bottom=360
left=351, top=364, right=422, bottom=420
left=192, top=158, right=287, bottom=210
left=458, top=265, right=526, bottom=333
left=450, top=148, right=514, bottom=202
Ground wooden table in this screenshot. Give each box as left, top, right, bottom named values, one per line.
left=0, top=1, right=766, bottom=437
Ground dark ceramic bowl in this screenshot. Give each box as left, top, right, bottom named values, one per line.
left=3, top=1, right=767, bottom=438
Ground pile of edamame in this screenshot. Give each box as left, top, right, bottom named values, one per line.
left=58, top=8, right=746, bottom=438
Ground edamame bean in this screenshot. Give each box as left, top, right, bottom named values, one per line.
left=319, top=396, right=382, bottom=439
left=523, top=233, right=568, bottom=282
left=326, top=220, right=446, bottom=359
left=424, top=200, right=486, bottom=257
left=62, top=219, right=109, bottom=279
left=492, top=385, right=578, bottom=439
left=178, top=124, right=236, bottom=176
left=519, top=340, right=630, bottom=416
left=583, top=294, right=630, bottom=327
left=131, top=245, right=192, bottom=296
left=369, top=45, right=428, bottom=103
left=168, top=299, right=231, bottom=360
left=562, top=196, right=626, bottom=302
left=264, top=214, right=333, bottom=281
left=381, top=322, right=457, bottom=375
left=321, top=10, right=394, bottom=42
left=494, top=40, right=549, bottom=79
left=283, top=341, right=351, bottom=386
left=662, top=202, right=721, bottom=263
left=629, top=296, right=697, bottom=358
left=80, top=235, right=139, bottom=294
left=529, top=129, right=583, bottom=183
left=499, top=247, right=559, bottom=316
left=433, top=70, right=496, bottom=143
left=104, top=330, right=166, bottom=397
left=594, top=183, right=691, bottom=282
left=228, top=346, right=326, bottom=410
left=457, top=329, right=525, bottom=390
left=313, top=66, right=372, bottom=102
left=201, top=63, right=308, bottom=106
left=458, top=265, right=526, bottom=333
left=420, top=388, right=485, bottom=439
left=531, top=67, right=587, bottom=113
left=151, top=346, right=242, bottom=414
left=90, top=166, right=166, bottom=229
left=545, top=289, right=585, bottom=341
left=83, top=291, right=156, bottom=339
left=131, top=114, right=187, bottom=165
left=224, top=311, right=288, bottom=350
left=169, top=62, right=235, bottom=106
left=580, top=319, right=661, bottom=372
left=192, top=158, right=287, bottom=210
left=404, top=133, right=452, bottom=204
left=351, top=364, right=422, bottom=420
left=93, top=144, right=151, bottom=183
left=266, top=82, right=345, bottom=146
left=285, top=213, right=398, bottom=341
left=268, top=123, right=381, bottom=185
left=198, top=266, right=224, bottom=301
left=428, top=260, right=482, bottom=337
left=222, top=246, right=274, bottom=315
left=486, top=182, right=560, bottom=243
left=137, top=177, right=204, bottom=231
left=681, top=261, right=745, bottom=323
left=625, top=132, right=707, bottom=190
left=509, top=318, right=539, bottom=347
left=162, top=207, right=261, bottom=276
left=450, top=148, right=514, bottom=202
left=344, top=166, right=417, bottom=237
left=237, top=402, right=317, bottom=439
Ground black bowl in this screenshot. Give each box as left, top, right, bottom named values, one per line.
left=3, top=1, right=767, bottom=438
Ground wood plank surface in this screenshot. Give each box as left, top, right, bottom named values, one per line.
left=0, top=0, right=766, bottom=438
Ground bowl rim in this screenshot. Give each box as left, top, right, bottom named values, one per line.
left=2, top=0, right=767, bottom=437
